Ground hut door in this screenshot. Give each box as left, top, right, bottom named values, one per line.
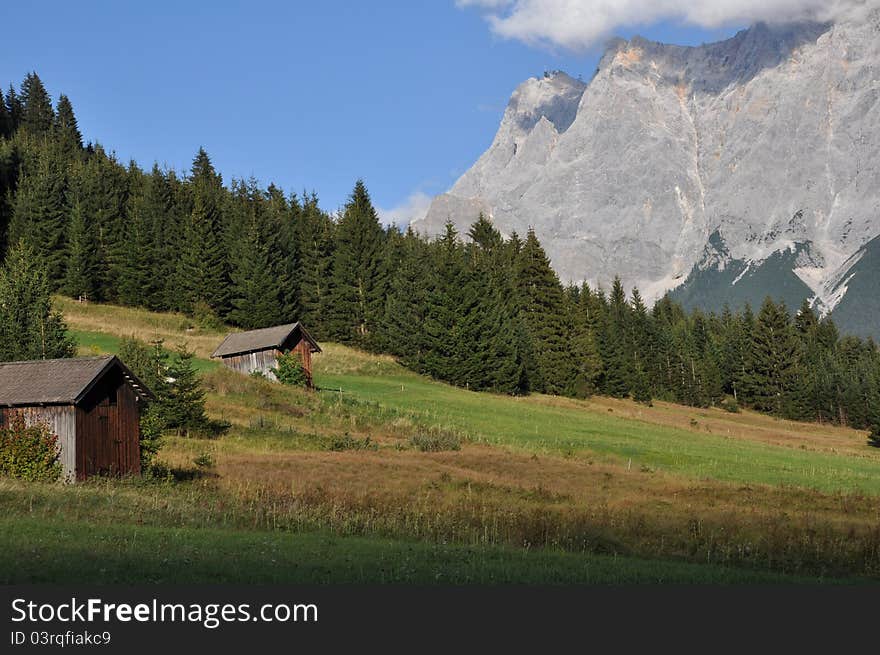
left=82, top=398, right=114, bottom=477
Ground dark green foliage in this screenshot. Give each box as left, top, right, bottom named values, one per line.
left=19, top=73, right=54, bottom=138
left=0, top=413, right=61, bottom=482
left=0, top=241, right=75, bottom=362
left=162, top=345, right=209, bottom=437
left=273, top=351, right=309, bottom=387
left=138, top=404, right=165, bottom=472
left=53, top=94, right=82, bottom=157
left=9, top=143, right=68, bottom=284
left=324, top=180, right=386, bottom=345
left=177, top=148, right=231, bottom=316
left=514, top=230, right=575, bottom=395
left=227, top=179, right=295, bottom=328
left=62, top=199, right=98, bottom=299
left=743, top=298, right=800, bottom=414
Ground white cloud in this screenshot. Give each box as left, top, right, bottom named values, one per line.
left=377, top=191, right=434, bottom=227
left=457, top=0, right=877, bottom=50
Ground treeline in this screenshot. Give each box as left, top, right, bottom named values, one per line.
left=0, top=72, right=878, bottom=440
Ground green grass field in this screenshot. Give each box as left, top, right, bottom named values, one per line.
left=3, top=299, right=879, bottom=584
left=1, top=517, right=841, bottom=585
left=316, top=368, right=880, bottom=494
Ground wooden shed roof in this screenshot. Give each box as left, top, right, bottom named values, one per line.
left=0, top=356, right=154, bottom=407
left=212, top=322, right=322, bottom=359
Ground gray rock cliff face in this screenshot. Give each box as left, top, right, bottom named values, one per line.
left=414, top=10, right=880, bottom=334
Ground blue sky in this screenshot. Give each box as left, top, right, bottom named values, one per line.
left=1, top=1, right=744, bottom=220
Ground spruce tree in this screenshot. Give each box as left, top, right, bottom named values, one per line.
left=19, top=73, right=55, bottom=138
left=381, top=227, right=432, bottom=367
left=163, top=345, right=208, bottom=436
left=228, top=206, right=285, bottom=328
left=9, top=143, right=68, bottom=285
left=296, top=192, right=335, bottom=334
left=421, top=222, right=466, bottom=382
left=177, top=148, right=230, bottom=316
left=0, top=241, right=75, bottom=362
left=514, top=229, right=574, bottom=395
left=324, top=180, right=386, bottom=344
left=5, top=85, right=22, bottom=133
left=0, top=88, right=10, bottom=138
left=62, top=198, right=98, bottom=299
left=744, top=298, right=801, bottom=414
left=54, top=94, right=82, bottom=156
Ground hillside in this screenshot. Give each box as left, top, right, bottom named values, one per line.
left=416, top=12, right=880, bottom=337
left=2, top=298, right=876, bottom=583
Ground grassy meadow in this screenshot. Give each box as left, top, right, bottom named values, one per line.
left=2, top=297, right=880, bottom=584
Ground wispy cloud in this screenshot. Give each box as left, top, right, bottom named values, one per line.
left=377, top=191, right=434, bottom=227
left=457, top=0, right=877, bottom=51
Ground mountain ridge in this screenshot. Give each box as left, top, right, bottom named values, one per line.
left=414, top=10, right=880, bottom=337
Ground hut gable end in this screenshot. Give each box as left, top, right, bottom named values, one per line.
left=0, top=356, right=154, bottom=482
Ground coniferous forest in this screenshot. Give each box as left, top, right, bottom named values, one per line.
left=1, top=73, right=879, bottom=438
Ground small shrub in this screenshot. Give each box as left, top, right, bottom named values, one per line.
left=720, top=398, right=741, bottom=414
left=410, top=431, right=461, bottom=452
left=250, top=370, right=267, bottom=380
left=139, top=404, right=165, bottom=472
left=193, top=452, right=215, bottom=469
left=273, top=351, right=309, bottom=387
left=0, top=414, right=61, bottom=482
left=328, top=434, right=377, bottom=452
left=192, top=301, right=224, bottom=331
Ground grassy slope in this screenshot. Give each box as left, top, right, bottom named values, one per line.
left=3, top=297, right=877, bottom=584
left=317, top=364, right=880, bottom=494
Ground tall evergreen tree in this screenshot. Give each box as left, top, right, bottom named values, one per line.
left=0, top=241, right=75, bottom=361
left=324, top=180, right=386, bottom=344
left=743, top=298, right=800, bottom=414
left=177, top=148, right=231, bottom=316
left=514, top=229, right=574, bottom=395
left=9, top=143, right=68, bottom=285
left=62, top=198, right=98, bottom=299
left=296, top=192, right=334, bottom=334
left=53, top=94, right=82, bottom=156
left=19, top=73, right=55, bottom=138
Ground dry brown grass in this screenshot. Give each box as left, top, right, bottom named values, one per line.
left=155, top=435, right=880, bottom=578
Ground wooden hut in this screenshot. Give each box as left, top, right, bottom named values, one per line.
left=0, top=356, right=154, bottom=482
left=212, top=322, right=322, bottom=386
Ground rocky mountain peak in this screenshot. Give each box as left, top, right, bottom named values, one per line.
left=414, top=14, right=880, bottom=337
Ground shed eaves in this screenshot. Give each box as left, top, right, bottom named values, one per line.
left=212, top=322, right=321, bottom=358
left=0, top=356, right=153, bottom=406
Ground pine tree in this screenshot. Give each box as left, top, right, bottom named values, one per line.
left=228, top=204, right=285, bottom=328
left=53, top=94, right=82, bottom=156
left=19, top=73, right=55, bottom=138
left=5, top=85, right=22, bottom=133
left=9, top=143, right=68, bottom=285
left=62, top=198, right=98, bottom=299
left=600, top=278, right=632, bottom=398
left=70, top=146, right=130, bottom=301
left=421, top=222, right=466, bottom=382
left=0, top=241, right=75, bottom=361
left=324, top=180, right=386, bottom=344
left=743, top=298, right=801, bottom=414
left=514, top=229, right=574, bottom=395
left=382, top=227, right=432, bottom=367
left=0, top=88, right=10, bottom=138
left=296, top=192, right=334, bottom=334
left=163, top=345, right=208, bottom=436
left=177, top=149, right=230, bottom=316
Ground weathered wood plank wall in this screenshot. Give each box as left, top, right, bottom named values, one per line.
left=0, top=406, right=77, bottom=481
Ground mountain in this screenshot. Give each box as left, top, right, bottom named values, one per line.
left=414, top=9, right=880, bottom=338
